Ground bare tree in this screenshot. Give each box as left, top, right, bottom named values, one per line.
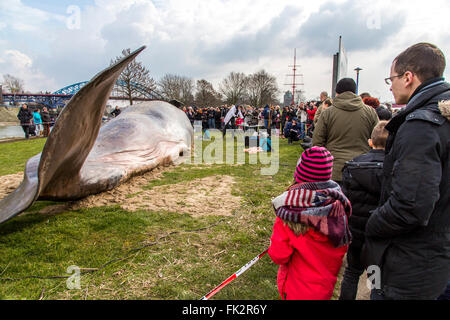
left=195, top=79, right=222, bottom=107
left=246, top=70, right=279, bottom=107
left=110, top=48, right=157, bottom=105
left=158, top=74, right=195, bottom=105
left=2, top=74, right=24, bottom=93
left=219, top=72, right=248, bottom=105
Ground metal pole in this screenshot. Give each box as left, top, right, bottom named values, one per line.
left=292, top=48, right=296, bottom=105
left=354, top=67, right=362, bottom=95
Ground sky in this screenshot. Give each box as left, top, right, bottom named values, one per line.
left=0, top=0, right=449, bottom=103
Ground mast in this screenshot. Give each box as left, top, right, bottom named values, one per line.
left=284, top=48, right=304, bottom=105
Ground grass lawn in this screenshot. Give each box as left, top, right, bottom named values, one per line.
left=0, top=134, right=344, bottom=300
left=0, top=138, right=46, bottom=176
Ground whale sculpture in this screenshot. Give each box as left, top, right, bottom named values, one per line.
left=0, top=46, right=193, bottom=224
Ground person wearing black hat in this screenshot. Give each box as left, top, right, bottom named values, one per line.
left=17, top=104, right=33, bottom=139
left=312, top=78, right=379, bottom=183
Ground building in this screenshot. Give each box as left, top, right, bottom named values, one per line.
left=283, top=91, right=293, bottom=107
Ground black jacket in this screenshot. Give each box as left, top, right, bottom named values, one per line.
left=342, top=149, right=384, bottom=250
left=365, top=78, right=450, bottom=299
left=41, top=111, right=51, bottom=123
left=111, top=108, right=121, bottom=117
left=17, top=107, right=33, bottom=124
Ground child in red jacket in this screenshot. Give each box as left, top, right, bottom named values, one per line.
left=268, top=146, right=351, bottom=300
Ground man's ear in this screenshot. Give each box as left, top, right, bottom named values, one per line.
left=368, top=139, right=374, bottom=148
left=404, top=71, right=417, bottom=87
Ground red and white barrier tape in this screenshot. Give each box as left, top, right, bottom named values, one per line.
left=200, top=248, right=268, bottom=300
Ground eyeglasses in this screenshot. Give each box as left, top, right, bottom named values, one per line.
left=384, top=73, right=405, bottom=85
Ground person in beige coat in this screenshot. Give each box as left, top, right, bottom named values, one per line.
left=312, top=78, right=379, bottom=182
left=314, top=98, right=333, bottom=127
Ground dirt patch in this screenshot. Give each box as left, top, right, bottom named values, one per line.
left=0, top=172, right=23, bottom=200
left=121, top=175, right=239, bottom=217
left=1, top=168, right=241, bottom=218
left=71, top=173, right=240, bottom=217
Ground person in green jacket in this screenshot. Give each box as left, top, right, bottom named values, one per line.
left=312, top=78, right=379, bottom=183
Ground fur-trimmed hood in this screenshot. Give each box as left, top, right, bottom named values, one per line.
left=438, top=100, right=450, bottom=121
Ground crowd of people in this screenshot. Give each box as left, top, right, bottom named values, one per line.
left=179, top=92, right=395, bottom=144
left=16, top=104, right=58, bottom=139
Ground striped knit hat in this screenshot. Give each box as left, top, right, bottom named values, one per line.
left=294, top=147, right=334, bottom=183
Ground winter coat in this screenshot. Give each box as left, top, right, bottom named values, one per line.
left=33, top=112, right=42, bottom=124
left=365, top=78, right=450, bottom=299
left=342, top=149, right=384, bottom=250
left=297, top=109, right=307, bottom=123
left=314, top=103, right=325, bottom=126
left=41, top=110, right=51, bottom=124
left=17, top=107, right=33, bottom=124
left=283, top=121, right=302, bottom=138
left=312, top=91, right=379, bottom=181
left=269, top=217, right=348, bottom=300
left=263, top=106, right=270, bottom=119
left=306, top=107, right=317, bottom=121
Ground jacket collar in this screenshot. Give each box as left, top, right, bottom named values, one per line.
left=408, top=77, right=445, bottom=105
left=386, top=78, right=450, bottom=133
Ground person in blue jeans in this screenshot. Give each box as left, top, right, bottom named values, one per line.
left=33, top=108, right=43, bottom=136
left=208, top=108, right=216, bottom=129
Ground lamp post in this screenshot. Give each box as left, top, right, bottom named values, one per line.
left=354, top=67, right=362, bottom=95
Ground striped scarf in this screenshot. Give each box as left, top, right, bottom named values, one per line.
left=272, top=180, right=352, bottom=248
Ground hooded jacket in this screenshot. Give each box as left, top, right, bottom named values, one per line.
left=269, top=217, right=347, bottom=300
left=365, top=78, right=450, bottom=299
left=17, top=107, right=33, bottom=124
left=342, top=149, right=384, bottom=250
left=312, top=92, right=379, bottom=181
left=41, top=110, right=51, bottom=123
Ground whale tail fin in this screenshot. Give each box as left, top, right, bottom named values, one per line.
left=0, top=46, right=146, bottom=225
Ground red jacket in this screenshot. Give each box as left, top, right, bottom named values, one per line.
left=306, top=107, right=317, bottom=121
left=268, top=217, right=348, bottom=300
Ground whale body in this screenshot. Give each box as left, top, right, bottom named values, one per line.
left=0, top=46, right=193, bottom=224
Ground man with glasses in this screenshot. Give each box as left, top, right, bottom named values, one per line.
left=365, top=43, right=450, bottom=300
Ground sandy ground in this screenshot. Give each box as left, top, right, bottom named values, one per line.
left=357, top=273, right=371, bottom=300
left=0, top=172, right=23, bottom=200
left=0, top=167, right=241, bottom=218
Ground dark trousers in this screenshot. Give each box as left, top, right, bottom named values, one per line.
left=287, top=130, right=301, bottom=143
left=339, top=245, right=365, bottom=300
left=43, top=124, right=50, bottom=137
left=21, top=124, right=29, bottom=139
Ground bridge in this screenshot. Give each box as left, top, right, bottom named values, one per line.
left=1, top=80, right=164, bottom=108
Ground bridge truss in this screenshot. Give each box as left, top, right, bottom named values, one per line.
left=2, top=80, right=163, bottom=108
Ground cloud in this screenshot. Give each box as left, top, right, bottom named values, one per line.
left=0, top=0, right=64, bottom=32
left=0, top=49, right=57, bottom=92
left=1, top=0, right=449, bottom=103
left=294, top=1, right=407, bottom=55
left=199, top=6, right=303, bottom=65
